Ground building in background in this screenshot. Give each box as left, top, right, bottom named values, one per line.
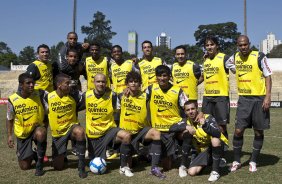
left=156, top=32, right=171, bottom=49
left=128, top=31, right=138, bottom=56
left=260, top=32, right=281, bottom=54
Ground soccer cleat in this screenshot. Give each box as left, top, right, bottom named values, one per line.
left=35, top=162, right=44, bottom=176
left=78, top=169, right=88, bottom=178
left=150, top=167, right=166, bottom=179
left=179, top=165, right=188, bottom=178
left=219, top=158, right=227, bottom=168
left=107, top=153, right=119, bottom=160
left=208, top=171, right=220, bottom=182
left=229, top=161, right=241, bottom=172
left=249, top=161, right=257, bottom=172
left=120, top=166, right=134, bottom=177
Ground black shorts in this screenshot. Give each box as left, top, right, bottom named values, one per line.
left=189, top=147, right=211, bottom=168
left=202, top=96, right=230, bottom=125
left=235, top=96, right=270, bottom=130
left=87, top=127, right=121, bottom=160
left=16, top=130, right=37, bottom=161
left=52, top=124, right=79, bottom=158
left=160, top=132, right=176, bottom=157
left=131, top=127, right=151, bottom=152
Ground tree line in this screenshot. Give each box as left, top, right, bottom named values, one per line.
left=2, top=11, right=278, bottom=69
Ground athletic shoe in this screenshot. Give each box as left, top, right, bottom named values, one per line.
left=107, top=153, right=119, bottom=160
left=219, top=158, right=227, bottom=167
left=178, top=165, right=187, bottom=178
left=249, top=161, right=257, bottom=172
left=71, top=148, right=78, bottom=156
left=78, top=169, right=88, bottom=178
left=35, top=162, right=44, bottom=176
left=150, top=167, right=166, bottom=179
left=229, top=161, right=241, bottom=172
left=208, top=171, right=220, bottom=182
left=120, top=166, right=134, bottom=177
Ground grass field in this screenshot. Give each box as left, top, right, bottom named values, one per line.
left=0, top=106, right=281, bottom=184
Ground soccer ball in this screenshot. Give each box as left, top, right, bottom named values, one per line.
left=89, top=157, right=107, bottom=174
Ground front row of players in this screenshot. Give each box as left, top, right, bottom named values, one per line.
left=7, top=66, right=227, bottom=181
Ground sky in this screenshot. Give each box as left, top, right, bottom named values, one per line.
left=1, top=0, right=282, bottom=56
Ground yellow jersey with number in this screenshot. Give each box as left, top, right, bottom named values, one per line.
left=48, top=91, right=78, bottom=137
left=9, top=91, right=44, bottom=139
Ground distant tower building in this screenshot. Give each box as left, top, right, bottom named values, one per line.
left=128, top=31, right=138, bottom=56
left=156, top=32, right=171, bottom=49
left=260, top=32, right=281, bottom=54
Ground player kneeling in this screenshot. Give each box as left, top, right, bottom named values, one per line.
left=170, top=101, right=228, bottom=182
left=47, top=74, right=87, bottom=178
left=82, top=73, right=133, bottom=177
left=118, top=71, right=165, bottom=179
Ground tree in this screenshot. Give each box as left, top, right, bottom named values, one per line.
left=81, top=11, right=116, bottom=55
left=153, top=45, right=174, bottom=64
left=183, top=44, right=204, bottom=64
left=50, top=41, right=64, bottom=63
left=268, top=44, right=282, bottom=58
left=194, top=22, right=241, bottom=55
left=122, top=51, right=131, bottom=60
left=18, top=46, right=36, bottom=65
left=0, top=42, right=17, bottom=67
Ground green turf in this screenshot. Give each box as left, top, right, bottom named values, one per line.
left=0, top=106, right=281, bottom=184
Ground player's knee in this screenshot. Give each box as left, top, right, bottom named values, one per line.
left=234, top=129, right=244, bottom=137
left=73, top=126, right=85, bottom=139
left=211, top=137, right=221, bottom=147
left=122, top=131, right=131, bottom=143
left=19, top=161, right=31, bottom=170
left=254, top=129, right=264, bottom=136
left=35, top=128, right=47, bottom=141
left=151, top=129, right=161, bottom=140
left=187, top=169, right=197, bottom=176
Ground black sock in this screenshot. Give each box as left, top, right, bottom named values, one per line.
left=37, top=141, right=47, bottom=166
left=76, top=140, right=86, bottom=170
left=150, top=140, right=162, bottom=168
left=223, top=131, right=228, bottom=140
left=120, top=143, right=132, bottom=168
left=250, top=135, right=264, bottom=163
left=181, top=132, right=193, bottom=167
left=233, top=135, right=243, bottom=163
left=212, top=146, right=222, bottom=173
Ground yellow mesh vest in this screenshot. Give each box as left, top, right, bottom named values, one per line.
left=48, top=91, right=78, bottom=137
left=85, top=90, right=116, bottom=138
left=203, top=53, right=229, bottom=96
left=85, top=56, right=110, bottom=90
left=139, top=57, right=162, bottom=90
left=33, top=60, right=53, bottom=92
left=187, top=114, right=228, bottom=152
left=235, top=51, right=266, bottom=95
left=9, top=91, right=44, bottom=139
left=150, top=84, right=182, bottom=132
left=111, top=60, right=133, bottom=93
left=119, top=92, right=148, bottom=134
left=172, top=61, right=198, bottom=100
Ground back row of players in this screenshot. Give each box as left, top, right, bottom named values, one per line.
left=6, top=33, right=272, bottom=182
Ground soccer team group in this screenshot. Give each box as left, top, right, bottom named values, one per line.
left=6, top=32, right=272, bottom=182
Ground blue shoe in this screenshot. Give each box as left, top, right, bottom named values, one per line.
left=150, top=167, right=166, bottom=179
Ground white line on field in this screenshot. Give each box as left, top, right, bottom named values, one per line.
left=229, top=134, right=282, bottom=139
